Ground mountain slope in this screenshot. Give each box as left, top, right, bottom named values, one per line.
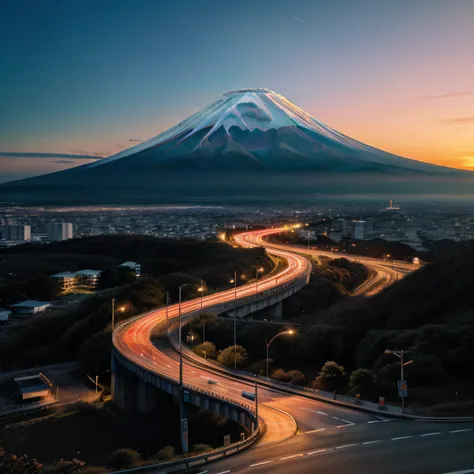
left=1, top=88, right=468, bottom=203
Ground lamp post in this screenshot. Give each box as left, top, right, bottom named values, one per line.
left=197, top=280, right=207, bottom=342
left=384, top=349, right=413, bottom=414
left=266, top=330, right=295, bottom=380
left=255, top=259, right=265, bottom=295
left=165, top=291, right=170, bottom=330
left=111, top=299, right=125, bottom=330
left=178, top=282, right=192, bottom=453
left=230, top=271, right=238, bottom=370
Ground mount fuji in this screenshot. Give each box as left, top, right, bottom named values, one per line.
left=1, top=88, right=465, bottom=203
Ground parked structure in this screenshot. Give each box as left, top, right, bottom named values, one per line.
left=14, top=373, right=52, bottom=402
left=11, top=300, right=51, bottom=316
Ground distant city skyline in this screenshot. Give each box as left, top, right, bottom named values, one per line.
left=1, top=0, right=473, bottom=182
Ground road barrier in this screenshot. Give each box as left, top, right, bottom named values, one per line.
left=109, top=416, right=262, bottom=474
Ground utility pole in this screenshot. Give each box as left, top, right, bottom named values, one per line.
left=178, top=283, right=191, bottom=454
left=95, top=375, right=99, bottom=394
left=384, top=349, right=413, bottom=414
left=111, top=298, right=115, bottom=330
left=255, top=375, right=259, bottom=428
left=165, top=291, right=170, bottom=330
left=233, top=271, right=237, bottom=370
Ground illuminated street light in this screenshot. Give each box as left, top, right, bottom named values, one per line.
left=111, top=298, right=125, bottom=330
left=266, top=330, right=295, bottom=379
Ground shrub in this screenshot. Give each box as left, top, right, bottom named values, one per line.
left=217, top=345, right=248, bottom=368
left=348, top=368, right=376, bottom=398
left=154, top=445, right=175, bottom=462
left=271, top=368, right=305, bottom=385
left=192, top=443, right=213, bottom=453
left=194, top=341, right=217, bottom=360
left=108, top=448, right=142, bottom=469
left=312, top=361, right=345, bottom=392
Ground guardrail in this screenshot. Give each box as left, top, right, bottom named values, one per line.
left=109, top=423, right=262, bottom=474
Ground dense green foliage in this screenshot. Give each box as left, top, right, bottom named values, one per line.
left=193, top=341, right=217, bottom=360
left=217, top=345, right=248, bottom=368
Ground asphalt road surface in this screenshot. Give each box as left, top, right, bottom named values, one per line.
left=113, top=227, right=473, bottom=474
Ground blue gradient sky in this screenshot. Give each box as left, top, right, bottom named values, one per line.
left=1, top=0, right=473, bottom=181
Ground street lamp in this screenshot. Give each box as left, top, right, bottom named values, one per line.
left=111, top=298, right=125, bottom=330
left=178, top=282, right=193, bottom=453
left=197, top=279, right=207, bottom=311
left=384, top=349, right=414, bottom=414
left=230, top=271, right=238, bottom=370
left=266, top=330, right=295, bottom=379
left=255, top=259, right=265, bottom=295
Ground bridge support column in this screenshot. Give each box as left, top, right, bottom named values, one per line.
left=137, top=379, right=158, bottom=414
left=270, top=301, right=283, bottom=321
left=113, top=364, right=139, bottom=412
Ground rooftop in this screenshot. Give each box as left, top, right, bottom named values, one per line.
left=11, top=300, right=51, bottom=308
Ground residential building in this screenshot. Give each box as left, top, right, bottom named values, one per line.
left=51, top=269, right=102, bottom=293
left=120, top=261, right=141, bottom=277
left=51, top=272, right=77, bottom=293
left=48, top=222, right=73, bottom=241
left=1, top=225, right=31, bottom=241
left=75, top=269, right=102, bottom=288
left=11, top=300, right=51, bottom=316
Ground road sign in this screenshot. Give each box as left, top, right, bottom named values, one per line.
left=398, top=380, right=408, bottom=397
left=223, top=434, right=231, bottom=447
left=181, top=418, right=188, bottom=452
left=379, top=396, right=385, bottom=406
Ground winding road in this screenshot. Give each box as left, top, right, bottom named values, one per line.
left=112, top=227, right=474, bottom=474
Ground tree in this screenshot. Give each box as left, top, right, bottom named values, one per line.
left=348, top=368, right=376, bottom=398
left=98, top=266, right=136, bottom=290
left=194, top=341, right=217, bottom=360
left=194, top=312, right=218, bottom=343
left=108, top=448, right=142, bottom=469
left=218, top=345, right=248, bottom=368
left=25, top=275, right=61, bottom=300
left=271, top=368, right=305, bottom=385
left=313, top=361, right=345, bottom=392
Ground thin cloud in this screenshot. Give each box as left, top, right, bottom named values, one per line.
left=293, top=16, right=305, bottom=23
left=0, top=152, right=103, bottom=159
left=128, top=138, right=142, bottom=142
left=52, top=159, right=76, bottom=164
left=428, top=92, right=472, bottom=100
left=443, top=117, right=474, bottom=125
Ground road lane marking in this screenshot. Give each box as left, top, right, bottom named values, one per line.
left=420, top=432, right=441, bottom=437
left=216, top=471, right=231, bottom=474
left=363, top=440, right=384, bottom=445
left=450, top=429, right=472, bottom=434
left=442, top=470, right=474, bottom=474
left=279, top=454, right=304, bottom=460
left=392, top=436, right=412, bottom=440
left=368, top=418, right=393, bottom=424
left=317, top=410, right=328, bottom=416
left=332, top=416, right=340, bottom=420
left=250, top=461, right=273, bottom=467
left=335, top=444, right=357, bottom=449
left=304, top=428, right=326, bottom=434
left=307, top=449, right=328, bottom=455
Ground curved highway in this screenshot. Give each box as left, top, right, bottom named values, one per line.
left=113, top=227, right=474, bottom=474
left=241, top=228, right=415, bottom=296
